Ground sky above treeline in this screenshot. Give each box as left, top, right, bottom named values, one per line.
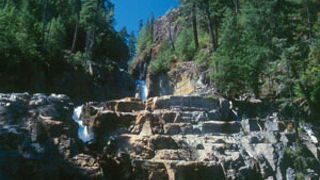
left=111, top=0, right=179, bottom=35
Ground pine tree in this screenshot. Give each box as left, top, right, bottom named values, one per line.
left=128, top=31, right=136, bottom=58
left=119, top=26, right=129, bottom=43
left=71, top=0, right=81, bottom=52
left=211, top=8, right=243, bottom=97
left=179, top=0, right=199, bottom=50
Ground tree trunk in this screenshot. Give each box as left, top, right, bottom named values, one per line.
left=286, top=60, right=293, bottom=105
left=71, top=13, right=79, bottom=52
left=168, top=26, right=175, bottom=51
left=204, top=5, right=216, bottom=52
left=214, top=16, right=219, bottom=48
left=85, top=0, right=100, bottom=58
left=232, top=0, right=239, bottom=14
left=44, top=20, right=52, bottom=50
left=85, top=31, right=95, bottom=58
left=2, top=0, right=6, bottom=8
left=41, top=0, right=48, bottom=55
left=191, top=3, right=199, bottom=50
left=150, top=13, right=154, bottom=42
left=307, top=5, right=312, bottom=42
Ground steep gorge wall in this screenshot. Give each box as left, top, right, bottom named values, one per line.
left=131, top=8, right=215, bottom=98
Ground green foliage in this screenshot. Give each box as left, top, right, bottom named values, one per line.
left=80, top=0, right=106, bottom=32
left=130, top=0, right=320, bottom=119
left=0, top=0, right=130, bottom=78
left=128, top=31, right=136, bottom=58
left=205, top=95, right=219, bottom=101
left=307, top=17, right=320, bottom=105
left=131, top=15, right=154, bottom=69
left=65, top=51, right=84, bottom=68
left=135, top=23, right=153, bottom=57
left=0, top=5, right=40, bottom=72
left=176, top=27, right=196, bottom=60
left=148, top=40, right=175, bottom=75
left=284, top=141, right=318, bottom=178
left=46, top=17, right=66, bottom=60
left=194, top=49, right=212, bottom=64
left=94, top=27, right=130, bottom=61
left=208, top=0, right=299, bottom=99
left=210, top=9, right=245, bottom=97
left=197, top=30, right=210, bottom=49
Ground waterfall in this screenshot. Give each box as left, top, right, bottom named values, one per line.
left=135, top=73, right=148, bottom=100
left=72, top=105, right=94, bottom=143
left=135, top=79, right=148, bottom=100
left=301, top=123, right=318, bottom=144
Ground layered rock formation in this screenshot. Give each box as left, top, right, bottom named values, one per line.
left=81, top=95, right=320, bottom=179
left=148, top=61, right=215, bottom=97
left=1, top=93, right=319, bottom=179
left=0, top=93, right=104, bottom=179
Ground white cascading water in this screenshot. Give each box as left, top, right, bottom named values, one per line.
left=72, top=105, right=94, bottom=143
left=301, top=123, right=318, bottom=144
left=135, top=80, right=148, bottom=100
left=135, top=73, right=148, bottom=100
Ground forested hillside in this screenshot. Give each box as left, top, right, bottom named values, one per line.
left=0, top=0, right=130, bottom=66
left=132, top=0, right=320, bottom=121
left=0, top=0, right=136, bottom=100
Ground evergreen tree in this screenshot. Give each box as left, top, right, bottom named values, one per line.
left=128, top=31, right=136, bottom=58
left=135, top=15, right=154, bottom=56
left=71, top=0, right=81, bottom=52
left=0, top=0, right=130, bottom=76
left=179, top=0, right=199, bottom=50
left=211, top=8, right=243, bottom=97
left=119, top=26, right=129, bottom=43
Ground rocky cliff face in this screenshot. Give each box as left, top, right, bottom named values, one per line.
left=1, top=93, right=319, bottom=179
left=148, top=61, right=215, bottom=97
left=130, top=7, right=214, bottom=98
left=81, top=95, right=320, bottom=179
left=0, top=93, right=104, bottom=179
left=130, top=8, right=181, bottom=81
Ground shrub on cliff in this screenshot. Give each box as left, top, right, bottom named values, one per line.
left=148, top=40, right=175, bottom=75
left=135, top=24, right=153, bottom=57
left=176, top=27, right=196, bottom=61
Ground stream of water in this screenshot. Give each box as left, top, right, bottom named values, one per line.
left=135, top=79, right=148, bottom=100
left=72, top=105, right=94, bottom=143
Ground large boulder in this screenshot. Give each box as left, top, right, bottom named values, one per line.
left=0, top=93, right=104, bottom=179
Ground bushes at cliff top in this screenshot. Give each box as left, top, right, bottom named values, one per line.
left=175, top=27, right=196, bottom=61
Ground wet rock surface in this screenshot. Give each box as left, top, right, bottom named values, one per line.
left=0, top=93, right=104, bottom=179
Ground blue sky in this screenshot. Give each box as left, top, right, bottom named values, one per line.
left=111, top=0, right=179, bottom=35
